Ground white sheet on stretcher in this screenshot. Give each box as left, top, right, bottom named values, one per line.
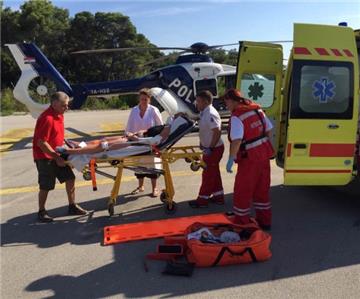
left=68, top=145, right=152, bottom=171
left=67, top=116, right=189, bottom=172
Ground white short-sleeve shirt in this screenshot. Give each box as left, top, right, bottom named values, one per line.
left=199, top=105, right=223, bottom=148
left=230, top=111, right=273, bottom=140
left=126, top=105, right=163, bottom=134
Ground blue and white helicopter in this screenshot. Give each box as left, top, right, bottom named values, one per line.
left=6, top=42, right=270, bottom=119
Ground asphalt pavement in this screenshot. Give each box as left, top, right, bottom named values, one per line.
left=1, top=110, right=359, bottom=299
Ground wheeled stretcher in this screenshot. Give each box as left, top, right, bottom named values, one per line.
left=66, top=117, right=205, bottom=216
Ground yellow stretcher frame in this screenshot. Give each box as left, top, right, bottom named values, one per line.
left=81, top=146, right=205, bottom=216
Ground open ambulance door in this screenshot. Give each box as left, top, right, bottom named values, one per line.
left=284, top=23, right=359, bottom=185
left=236, top=41, right=283, bottom=151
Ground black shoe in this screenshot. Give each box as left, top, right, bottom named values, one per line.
left=259, top=224, right=271, bottom=231
left=68, top=204, right=88, bottom=215
left=38, top=210, right=53, bottom=223
left=188, top=200, right=208, bottom=208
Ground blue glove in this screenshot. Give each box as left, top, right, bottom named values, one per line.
left=202, top=147, right=213, bottom=156
left=56, top=146, right=67, bottom=154
left=226, top=157, right=235, bottom=173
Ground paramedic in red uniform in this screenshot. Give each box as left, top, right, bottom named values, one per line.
left=189, top=90, right=224, bottom=208
left=33, top=92, right=88, bottom=222
left=223, top=89, right=274, bottom=230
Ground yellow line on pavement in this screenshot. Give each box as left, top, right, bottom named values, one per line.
left=100, top=122, right=124, bottom=132
left=0, top=122, right=125, bottom=156
left=0, top=170, right=195, bottom=195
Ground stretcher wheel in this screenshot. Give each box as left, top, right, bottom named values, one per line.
left=160, top=191, right=168, bottom=203
left=164, top=201, right=177, bottom=214
left=108, top=203, right=115, bottom=216
left=83, top=171, right=92, bottom=181
left=185, top=157, right=192, bottom=163
left=190, top=162, right=201, bottom=172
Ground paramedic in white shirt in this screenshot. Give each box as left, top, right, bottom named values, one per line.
left=188, top=90, right=225, bottom=208
left=125, top=88, right=163, bottom=197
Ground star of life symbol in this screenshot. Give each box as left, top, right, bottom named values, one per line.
left=312, top=77, right=336, bottom=103
left=248, top=82, right=264, bottom=101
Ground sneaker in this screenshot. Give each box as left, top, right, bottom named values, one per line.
left=68, top=204, right=88, bottom=215
left=188, top=199, right=208, bottom=208
left=38, top=210, right=53, bottom=223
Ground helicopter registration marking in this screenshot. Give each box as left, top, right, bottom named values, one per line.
left=89, top=88, right=110, bottom=95
left=169, top=78, right=193, bottom=103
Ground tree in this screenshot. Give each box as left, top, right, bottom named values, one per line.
left=1, top=7, right=22, bottom=88
left=209, top=48, right=238, bottom=65
left=1, top=0, right=70, bottom=88
left=65, top=11, right=161, bottom=83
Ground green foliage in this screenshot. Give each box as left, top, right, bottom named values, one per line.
left=81, top=95, right=137, bottom=110
left=0, top=88, right=28, bottom=115
left=209, top=48, right=238, bottom=65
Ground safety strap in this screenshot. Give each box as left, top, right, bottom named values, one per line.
left=211, top=246, right=258, bottom=267
left=240, top=109, right=267, bottom=151
left=151, top=145, right=161, bottom=156
left=89, top=159, right=97, bottom=191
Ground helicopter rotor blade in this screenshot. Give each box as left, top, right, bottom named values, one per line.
left=208, top=43, right=239, bottom=49
left=140, top=51, right=188, bottom=67
left=71, top=46, right=191, bottom=55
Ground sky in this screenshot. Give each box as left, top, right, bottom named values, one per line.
left=3, top=0, right=360, bottom=59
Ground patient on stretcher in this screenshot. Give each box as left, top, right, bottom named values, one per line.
left=57, top=116, right=187, bottom=155
left=59, top=125, right=169, bottom=155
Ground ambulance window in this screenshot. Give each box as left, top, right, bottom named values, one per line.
left=195, top=79, right=217, bottom=96
left=240, top=73, right=275, bottom=108
left=290, top=60, right=354, bottom=119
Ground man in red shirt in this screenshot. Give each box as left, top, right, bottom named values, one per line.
left=33, top=91, right=87, bottom=222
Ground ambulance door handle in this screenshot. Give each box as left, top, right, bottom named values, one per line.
left=328, top=124, right=339, bottom=129
left=294, top=144, right=307, bottom=149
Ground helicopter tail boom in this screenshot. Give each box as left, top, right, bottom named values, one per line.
left=6, top=43, right=73, bottom=117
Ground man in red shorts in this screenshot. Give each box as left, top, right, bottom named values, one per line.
left=188, top=90, right=224, bottom=208
left=33, top=91, right=88, bottom=222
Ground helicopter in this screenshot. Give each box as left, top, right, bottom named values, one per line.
left=6, top=41, right=279, bottom=119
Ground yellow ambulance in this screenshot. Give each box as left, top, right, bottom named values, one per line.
left=235, top=23, right=359, bottom=186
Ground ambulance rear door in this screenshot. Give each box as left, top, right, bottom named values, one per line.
left=284, top=23, right=359, bottom=185
left=236, top=41, right=283, bottom=152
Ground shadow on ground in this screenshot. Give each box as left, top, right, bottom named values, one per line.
left=2, top=179, right=360, bottom=298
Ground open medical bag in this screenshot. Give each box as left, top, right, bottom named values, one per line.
left=147, top=221, right=272, bottom=270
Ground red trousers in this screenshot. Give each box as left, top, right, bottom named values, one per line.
left=233, top=158, right=271, bottom=226
left=197, top=144, right=224, bottom=202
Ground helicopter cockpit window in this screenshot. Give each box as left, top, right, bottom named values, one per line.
left=195, top=79, right=217, bottom=97
left=217, top=75, right=236, bottom=96
left=240, top=73, right=275, bottom=108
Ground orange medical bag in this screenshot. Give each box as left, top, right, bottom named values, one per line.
left=184, top=222, right=271, bottom=267
left=149, top=222, right=272, bottom=268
